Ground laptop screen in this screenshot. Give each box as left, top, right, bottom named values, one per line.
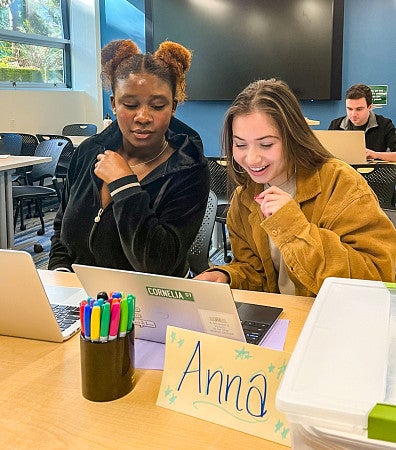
left=313, top=130, right=367, bottom=164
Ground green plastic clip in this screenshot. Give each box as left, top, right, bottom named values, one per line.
left=368, top=403, right=396, bottom=443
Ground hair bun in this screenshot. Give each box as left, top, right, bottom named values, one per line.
left=155, top=41, right=192, bottom=73
left=155, top=41, right=192, bottom=101
left=101, top=39, right=141, bottom=73
left=101, top=39, right=142, bottom=90
left=112, top=40, right=141, bottom=67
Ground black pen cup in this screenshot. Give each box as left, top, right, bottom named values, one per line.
left=80, top=327, right=135, bottom=402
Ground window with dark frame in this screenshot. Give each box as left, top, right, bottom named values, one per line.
left=0, top=0, right=71, bottom=88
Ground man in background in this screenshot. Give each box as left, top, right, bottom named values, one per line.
left=329, top=84, right=396, bottom=161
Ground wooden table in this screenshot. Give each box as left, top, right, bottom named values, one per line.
left=0, top=270, right=314, bottom=449
left=0, top=155, right=51, bottom=248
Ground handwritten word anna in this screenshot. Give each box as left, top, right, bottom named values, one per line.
left=177, top=340, right=268, bottom=418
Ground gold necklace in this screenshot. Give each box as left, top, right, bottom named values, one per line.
left=129, top=139, right=168, bottom=169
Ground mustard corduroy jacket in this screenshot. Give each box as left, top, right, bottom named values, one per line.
left=213, top=159, right=396, bottom=297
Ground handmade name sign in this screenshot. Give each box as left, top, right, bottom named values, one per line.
left=157, top=326, right=291, bottom=446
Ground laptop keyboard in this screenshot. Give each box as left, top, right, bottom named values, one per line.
left=51, top=304, right=80, bottom=332
left=241, top=320, right=271, bottom=345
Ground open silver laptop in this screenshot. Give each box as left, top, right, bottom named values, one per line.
left=0, top=249, right=87, bottom=342
left=72, top=264, right=283, bottom=345
left=314, top=130, right=367, bottom=164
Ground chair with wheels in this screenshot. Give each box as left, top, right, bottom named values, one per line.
left=0, top=132, right=22, bottom=156
left=37, top=134, right=75, bottom=194
left=20, top=133, right=39, bottom=157
left=187, top=190, right=218, bottom=276
left=207, top=157, right=234, bottom=263
left=215, top=203, right=232, bottom=263
left=36, top=134, right=66, bottom=143
left=0, top=133, right=24, bottom=185
left=62, top=123, right=97, bottom=136
left=12, top=133, right=39, bottom=185
left=12, top=139, right=68, bottom=240
left=353, top=163, right=396, bottom=226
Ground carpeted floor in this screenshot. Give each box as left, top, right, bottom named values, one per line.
left=13, top=202, right=57, bottom=269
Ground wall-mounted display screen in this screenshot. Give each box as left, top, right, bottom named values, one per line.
left=145, top=0, right=344, bottom=101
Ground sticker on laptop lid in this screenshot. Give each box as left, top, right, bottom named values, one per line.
left=145, top=286, right=195, bottom=301
left=198, top=309, right=243, bottom=340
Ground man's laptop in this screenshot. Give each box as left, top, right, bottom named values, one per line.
left=0, top=249, right=87, bottom=342
left=72, top=264, right=283, bottom=345
left=313, top=130, right=367, bottom=164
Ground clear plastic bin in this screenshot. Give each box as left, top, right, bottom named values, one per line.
left=276, top=278, right=396, bottom=449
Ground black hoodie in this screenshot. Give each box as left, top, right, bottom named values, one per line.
left=48, top=117, right=210, bottom=277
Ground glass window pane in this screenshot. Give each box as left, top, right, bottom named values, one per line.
left=0, top=40, right=64, bottom=83
left=0, top=0, right=63, bottom=39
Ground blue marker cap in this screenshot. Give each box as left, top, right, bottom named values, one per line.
left=83, top=303, right=92, bottom=339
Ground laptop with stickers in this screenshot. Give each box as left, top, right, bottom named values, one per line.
left=72, top=264, right=283, bottom=345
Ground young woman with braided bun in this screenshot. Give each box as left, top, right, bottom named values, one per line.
left=49, top=39, right=210, bottom=277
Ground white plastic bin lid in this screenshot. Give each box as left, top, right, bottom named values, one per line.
left=276, top=277, right=391, bottom=435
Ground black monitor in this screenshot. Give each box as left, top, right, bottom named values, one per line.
left=145, top=0, right=344, bottom=101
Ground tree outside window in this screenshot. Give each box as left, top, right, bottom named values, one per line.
left=0, top=0, right=70, bottom=87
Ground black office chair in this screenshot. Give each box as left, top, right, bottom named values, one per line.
left=62, top=123, right=97, bottom=136
left=353, top=163, right=396, bottom=208
left=13, top=139, right=68, bottom=238
left=353, top=163, right=396, bottom=226
left=207, top=157, right=235, bottom=263
left=187, top=190, right=218, bottom=276
left=37, top=134, right=75, bottom=191
left=20, top=133, right=39, bottom=157
left=215, top=203, right=232, bottom=263
left=0, top=132, right=25, bottom=186
left=12, top=133, right=39, bottom=185
left=0, top=132, right=22, bottom=156
left=36, top=134, right=66, bottom=143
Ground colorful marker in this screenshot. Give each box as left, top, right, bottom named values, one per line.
left=100, top=302, right=111, bottom=342
left=127, top=294, right=135, bottom=332
left=83, top=303, right=92, bottom=340
left=90, top=303, right=101, bottom=342
left=79, top=300, right=88, bottom=336
left=97, top=291, right=109, bottom=301
left=108, top=301, right=120, bottom=341
left=119, top=298, right=129, bottom=337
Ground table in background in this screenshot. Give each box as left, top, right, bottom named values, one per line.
left=0, top=270, right=313, bottom=449
left=0, top=155, right=51, bottom=248
left=65, top=135, right=88, bottom=147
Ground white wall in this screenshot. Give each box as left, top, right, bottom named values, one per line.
left=0, top=0, right=103, bottom=135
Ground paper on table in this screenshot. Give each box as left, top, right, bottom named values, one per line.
left=135, top=339, right=165, bottom=370
left=134, top=319, right=289, bottom=370
left=261, top=319, right=289, bottom=351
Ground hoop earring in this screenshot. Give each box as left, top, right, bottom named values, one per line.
left=231, top=157, right=245, bottom=174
